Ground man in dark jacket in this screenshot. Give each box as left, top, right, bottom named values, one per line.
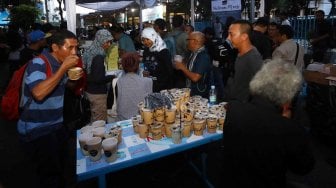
left=250, top=17, right=273, bottom=60
left=221, top=59, right=315, bottom=188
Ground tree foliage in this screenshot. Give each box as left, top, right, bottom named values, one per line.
left=9, top=4, right=40, bottom=32
left=1, top=0, right=33, bottom=7
left=270, top=0, right=308, bottom=15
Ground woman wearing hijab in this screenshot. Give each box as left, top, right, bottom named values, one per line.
left=82, top=29, right=115, bottom=122
left=141, top=27, right=174, bottom=92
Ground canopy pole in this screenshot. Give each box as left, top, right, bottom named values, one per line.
left=139, top=0, right=143, bottom=31
left=190, top=0, right=195, bottom=26
left=65, top=0, right=76, bottom=34
left=45, top=0, right=49, bottom=23
left=250, top=0, right=255, bottom=22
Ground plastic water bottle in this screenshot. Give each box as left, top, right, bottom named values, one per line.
left=139, top=62, right=144, bottom=76
left=209, top=85, right=217, bottom=106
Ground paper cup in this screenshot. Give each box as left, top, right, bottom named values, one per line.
left=92, top=127, right=106, bottom=138
left=78, top=132, right=93, bottom=156
left=68, top=67, right=82, bottom=80
left=86, top=137, right=102, bottom=161
left=92, top=120, right=106, bottom=127
left=174, top=55, right=183, bottom=63
left=102, top=137, right=118, bottom=163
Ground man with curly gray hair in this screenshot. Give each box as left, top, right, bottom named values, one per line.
left=249, top=58, right=302, bottom=105
left=221, top=59, right=315, bottom=188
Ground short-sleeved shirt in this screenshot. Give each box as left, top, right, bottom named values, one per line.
left=116, top=73, right=152, bottom=121
left=17, top=51, right=66, bottom=141
left=228, top=47, right=263, bottom=102
left=272, top=39, right=305, bottom=71
left=186, top=48, right=212, bottom=98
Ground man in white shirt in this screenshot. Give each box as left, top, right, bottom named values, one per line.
left=279, top=12, right=291, bottom=26
left=272, top=25, right=305, bottom=71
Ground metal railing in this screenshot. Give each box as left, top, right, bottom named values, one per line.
left=289, top=16, right=336, bottom=52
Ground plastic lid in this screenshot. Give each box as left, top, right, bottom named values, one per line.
left=211, top=85, right=215, bottom=89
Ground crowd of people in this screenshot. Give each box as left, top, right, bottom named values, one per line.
left=2, top=11, right=333, bottom=187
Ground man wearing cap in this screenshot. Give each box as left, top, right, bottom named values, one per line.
left=19, top=29, right=50, bottom=68
left=17, top=30, right=80, bottom=187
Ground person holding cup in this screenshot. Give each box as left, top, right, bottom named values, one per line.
left=82, top=29, right=116, bottom=122
left=174, top=31, right=212, bottom=98
left=17, top=30, right=80, bottom=188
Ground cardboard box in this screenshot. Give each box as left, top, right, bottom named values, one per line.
left=303, top=70, right=330, bottom=85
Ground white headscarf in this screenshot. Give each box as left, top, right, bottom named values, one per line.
left=141, top=27, right=167, bottom=52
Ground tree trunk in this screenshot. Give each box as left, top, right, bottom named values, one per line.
left=57, top=0, right=64, bottom=23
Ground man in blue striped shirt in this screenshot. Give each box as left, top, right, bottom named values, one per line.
left=17, top=30, right=80, bottom=188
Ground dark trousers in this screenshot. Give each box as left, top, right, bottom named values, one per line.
left=20, top=126, right=69, bottom=188
left=312, top=46, right=328, bottom=63
left=212, top=66, right=225, bottom=103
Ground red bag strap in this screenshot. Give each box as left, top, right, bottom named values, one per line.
left=38, top=54, right=52, bottom=77
left=19, top=54, right=53, bottom=110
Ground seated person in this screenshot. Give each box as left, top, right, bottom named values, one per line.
left=221, top=59, right=315, bottom=188
left=117, top=52, right=152, bottom=121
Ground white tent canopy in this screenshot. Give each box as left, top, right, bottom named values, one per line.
left=76, top=5, right=97, bottom=15
left=65, top=0, right=135, bottom=33
left=69, top=0, right=196, bottom=33
left=77, top=1, right=134, bottom=11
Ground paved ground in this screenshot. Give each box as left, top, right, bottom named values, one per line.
left=1, top=111, right=336, bottom=188
left=0, top=64, right=335, bottom=188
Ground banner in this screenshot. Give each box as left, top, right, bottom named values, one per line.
left=211, top=0, right=241, bottom=12
left=144, top=0, right=157, bottom=8
left=141, top=5, right=164, bottom=22
left=211, top=0, right=241, bottom=38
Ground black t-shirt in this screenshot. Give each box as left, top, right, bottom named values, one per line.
left=313, top=20, right=332, bottom=48
left=19, top=47, right=40, bottom=67
left=250, top=30, right=273, bottom=60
